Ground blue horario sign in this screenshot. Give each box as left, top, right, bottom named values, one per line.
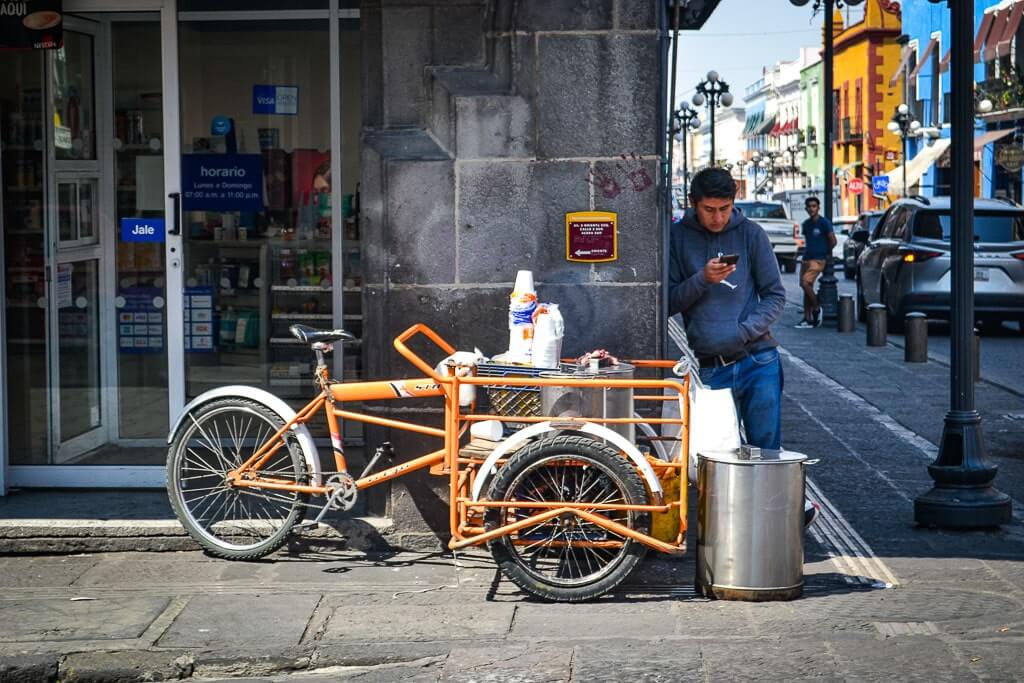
left=181, top=154, right=263, bottom=211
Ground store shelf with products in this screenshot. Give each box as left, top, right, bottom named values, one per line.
left=183, top=237, right=271, bottom=399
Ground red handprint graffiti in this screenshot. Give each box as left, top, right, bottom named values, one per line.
left=587, top=167, right=622, bottom=200
left=617, top=153, right=654, bottom=193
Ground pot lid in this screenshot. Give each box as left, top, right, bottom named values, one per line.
left=538, top=362, right=635, bottom=379
left=698, top=446, right=808, bottom=465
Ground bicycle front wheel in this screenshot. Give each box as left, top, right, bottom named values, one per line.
left=167, top=398, right=308, bottom=560
left=485, top=434, right=650, bottom=602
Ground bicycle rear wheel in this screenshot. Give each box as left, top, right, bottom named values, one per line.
left=167, top=398, right=308, bottom=560
left=485, top=434, right=650, bottom=602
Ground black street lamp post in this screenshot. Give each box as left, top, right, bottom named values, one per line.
left=693, top=71, right=734, bottom=166
left=766, top=151, right=783, bottom=195
left=886, top=104, right=920, bottom=197
left=785, top=143, right=805, bottom=187
left=915, top=0, right=1012, bottom=528
left=750, top=152, right=764, bottom=198
left=673, top=103, right=701, bottom=208
left=790, top=0, right=860, bottom=323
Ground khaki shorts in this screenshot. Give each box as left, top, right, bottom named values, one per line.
left=800, top=259, right=826, bottom=286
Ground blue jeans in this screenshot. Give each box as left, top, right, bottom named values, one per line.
left=697, top=347, right=783, bottom=449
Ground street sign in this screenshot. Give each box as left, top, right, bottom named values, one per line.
left=871, top=176, right=890, bottom=195
left=847, top=177, right=864, bottom=194
left=565, top=211, right=617, bottom=263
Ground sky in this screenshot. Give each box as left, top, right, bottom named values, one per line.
left=672, top=0, right=866, bottom=108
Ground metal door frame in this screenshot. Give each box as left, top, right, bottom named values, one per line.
left=8, top=2, right=175, bottom=488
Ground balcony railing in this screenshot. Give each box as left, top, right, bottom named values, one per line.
left=840, top=117, right=863, bottom=142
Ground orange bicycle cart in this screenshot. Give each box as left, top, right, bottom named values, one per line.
left=166, top=323, right=691, bottom=601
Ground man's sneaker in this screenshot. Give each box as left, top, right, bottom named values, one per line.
left=794, top=319, right=814, bottom=329
left=804, top=501, right=821, bottom=529
left=812, top=308, right=823, bottom=327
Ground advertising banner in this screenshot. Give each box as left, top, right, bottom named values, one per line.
left=0, top=0, right=63, bottom=50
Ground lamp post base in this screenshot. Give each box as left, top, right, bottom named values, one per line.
left=914, top=411, right=1013, bottom=528
left=817, top=264, right=840, bottom=322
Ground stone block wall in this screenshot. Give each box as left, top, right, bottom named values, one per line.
left=359, top=0, right=664, bottom=542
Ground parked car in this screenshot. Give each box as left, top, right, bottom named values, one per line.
left=854, top=196, right=1024, bottom=331
left=735, top=201, right=803, bottom=272
left=831, top=215, right=859, bottom=266
left=844, top=210, right=884, bottom=279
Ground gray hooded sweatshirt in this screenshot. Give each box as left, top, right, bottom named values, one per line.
left=669, top=208, right=786, bottom=358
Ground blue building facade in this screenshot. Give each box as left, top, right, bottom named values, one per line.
left=898, top=0, right=1024, bottom=202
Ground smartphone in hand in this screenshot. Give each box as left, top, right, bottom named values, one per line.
left=718, top=253, right=739, bottom=266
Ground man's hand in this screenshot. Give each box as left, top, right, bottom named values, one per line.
left=703, top=257, right=737, bottom=285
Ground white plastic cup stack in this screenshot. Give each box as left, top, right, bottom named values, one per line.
left=507, top=270, right=537, bottom=364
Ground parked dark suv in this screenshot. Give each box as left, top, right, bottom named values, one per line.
left=854, top=196, right=1024, bottom=331
left=844, top=210, right=884, bottom=279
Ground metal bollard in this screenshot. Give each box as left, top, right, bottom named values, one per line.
left=838, top=294, right=855, bottom=333
left=973, top=327, right=981, bottom=383
left=866, top=304, right=887, bottom=347
left=904, top=312, right=928, bottom=362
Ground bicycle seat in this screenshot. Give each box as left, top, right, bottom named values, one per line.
left=289, top=324, right=356, bottom=345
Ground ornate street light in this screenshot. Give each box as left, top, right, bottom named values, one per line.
left=765, top=150, right=783, bottom=195
left=750, top=152, right=765, bottom=198
left=915, top=0, right=1011, bottom=528
left=672, top=102, right=702, bottom=208
left=785, top=143, right=805, bottom=188
left=789, top=0, right=866, bottom=324
left=886, top=103, right=921, bottom=197
left=692, top=70, right=734, bottom=166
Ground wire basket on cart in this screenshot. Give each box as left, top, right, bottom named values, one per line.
left=475, top=361, right=572, bottom=421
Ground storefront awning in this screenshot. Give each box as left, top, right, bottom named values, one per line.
left=889, top=45, right=914, bottom=86
left=742, top=111, right=763, bottom=135
left=983, top=0, right=1024, bottom=61
left=755, top=114, right=777, bottom=137
left=974, top=129, right=1015, bottom=160
left=975, top=10, right=996, bottom=62
left=770, top=118, right=784, bottom=136
left=908, top=37, right=938, bottom=80
left=884, top=138, right=952, bottom=196
left=995, top=1, right=1024, bottom=59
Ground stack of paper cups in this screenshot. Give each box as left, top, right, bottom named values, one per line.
left=508, top=270, right=537, bottom=364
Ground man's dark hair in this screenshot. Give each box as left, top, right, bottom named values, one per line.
left=805, top=196, right=821, bottom=208
left=689, top=168, right=737, bottom=203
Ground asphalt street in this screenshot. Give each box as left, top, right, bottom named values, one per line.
left=784, top=268, right=1024, bottom=397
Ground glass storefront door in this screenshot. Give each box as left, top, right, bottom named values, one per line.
left=1, top=1, right=361, bottom=489
left=2, top=6, right=176, bottom=484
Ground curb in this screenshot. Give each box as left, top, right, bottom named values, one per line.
left=0, top=516, right=434, bottom=555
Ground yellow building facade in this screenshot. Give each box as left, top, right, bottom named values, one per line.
left=832, top=0, right=904, bottom=215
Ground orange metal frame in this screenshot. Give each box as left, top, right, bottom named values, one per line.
left=226, top=323, right=691, bottom=555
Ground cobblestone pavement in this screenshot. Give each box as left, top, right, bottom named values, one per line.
left=1, top=284, right=1023, bottom=681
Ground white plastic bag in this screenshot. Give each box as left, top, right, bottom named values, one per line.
left=661, top=379, right=741, bottom=484
left=532, top=304, right=564, bottom=369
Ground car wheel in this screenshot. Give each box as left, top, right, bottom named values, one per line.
left=783, top=259, right=796, bottom=274
left=843, top=265, right=855, bottom=280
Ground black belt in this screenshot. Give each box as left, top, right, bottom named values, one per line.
left=697, top=351, right=749, bottom=368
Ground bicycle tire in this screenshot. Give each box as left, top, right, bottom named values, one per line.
left=167, top=397, right=308, bottom=560
left=485, top=434, right=650, bottom=602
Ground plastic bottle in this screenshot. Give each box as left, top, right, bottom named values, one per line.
left=532, top=304, right=564, bottom=369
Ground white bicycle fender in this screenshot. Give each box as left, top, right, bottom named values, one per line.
left=470, top=421, right=663, bottom=505
left=167, top=385, right=323, bottom=487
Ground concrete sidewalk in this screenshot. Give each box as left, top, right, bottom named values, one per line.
left=1, top=297, right=1023, bottom=680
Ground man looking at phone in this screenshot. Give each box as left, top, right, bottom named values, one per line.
left=794, top=196, right=836, bottom=328
left=669, top=167, right=786, bottom=451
